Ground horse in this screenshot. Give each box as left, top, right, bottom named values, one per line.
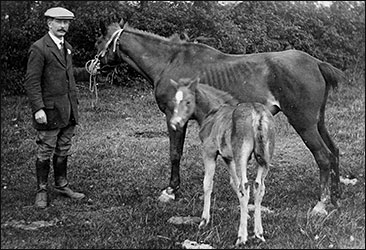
left=169, top=77, right=275, bottom=246
left=94, top=19, right=345, bottom=214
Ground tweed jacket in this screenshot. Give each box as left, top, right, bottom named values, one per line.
left=24, top=33, right=79, bottom=130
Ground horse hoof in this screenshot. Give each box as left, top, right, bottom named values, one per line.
left=158, top=188, right=175, bottom=203
left=311, top=201, right=328, bottom=216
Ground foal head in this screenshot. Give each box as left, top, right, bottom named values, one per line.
left=169, top=77, right=199, bottom=131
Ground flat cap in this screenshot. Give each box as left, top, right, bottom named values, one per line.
left=44, top=7, right=74, bottom=20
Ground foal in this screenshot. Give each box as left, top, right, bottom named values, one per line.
left=169, top=77, right=276, bottom=246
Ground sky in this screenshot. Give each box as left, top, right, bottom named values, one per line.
left=318, top=1, right=332, bottom=7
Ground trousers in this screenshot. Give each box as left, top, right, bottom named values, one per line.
left=36, top=124, right=76, bottom=160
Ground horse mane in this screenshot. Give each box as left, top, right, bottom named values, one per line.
left=123, top=23, right=184, bottom=43
left=106, top=22, right=226, bottom=57
left=122, top=23, right=218, bottom=47
left=168, top=33, right=185, bottom=43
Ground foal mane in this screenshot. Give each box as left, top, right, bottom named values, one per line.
left=196, top=84, right=239, bottom=110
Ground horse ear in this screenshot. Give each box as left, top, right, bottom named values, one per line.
left=99, top=20, right=107, bottom=36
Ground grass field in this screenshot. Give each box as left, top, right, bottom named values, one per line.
left=1, top=77, right=365, bottom=249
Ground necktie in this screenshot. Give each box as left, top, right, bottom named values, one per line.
left=60, top=42, right=65, bottom=60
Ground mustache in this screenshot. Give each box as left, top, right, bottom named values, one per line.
left=58, top=29, right=67, bottom=32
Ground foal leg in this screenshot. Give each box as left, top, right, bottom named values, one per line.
left=253, top=162, right=269, bottom=242
left=231, top=146, right=252, bottom=246
left=296, top=124, right=336, bottom=215
left=199, top=151, right=217, bottom=228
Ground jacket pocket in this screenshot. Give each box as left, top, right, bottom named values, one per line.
left=44, top=100, right=55, bottom=109
left=44, top=100, right=59, bottom=128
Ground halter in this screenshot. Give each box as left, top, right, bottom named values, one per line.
left=101, top=28, right=124, bottom=57
left=84, top=28, right=124, bottom=107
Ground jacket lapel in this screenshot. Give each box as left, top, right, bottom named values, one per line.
left=64, top=42, right=73, bottom=70
left=45, top=34, right=66, bottom=67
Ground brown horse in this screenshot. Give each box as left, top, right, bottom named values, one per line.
left=94, top=20, right=345, bottom=214
left=169, top=77, right=275, bottom=246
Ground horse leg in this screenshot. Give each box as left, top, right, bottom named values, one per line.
left=318, top=112, right=341, bottom=203
left=295, top=124, right=337, bottom=215
left=253, top=162, right=269, bottom=242
left=158, top=119, right=188, bottom=202
left=199, top=150, right=217, bottom=228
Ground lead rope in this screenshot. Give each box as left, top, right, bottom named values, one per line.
left=85, top=55, right=101, bottom=108
left=84, top=28, right=124, bottom=108
left=84, top=56, right=119, bottom=108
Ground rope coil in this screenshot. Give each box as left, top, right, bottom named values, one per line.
left=85, top=55, right=100, bottom=107
left=84, top=28, right=124, bottom=107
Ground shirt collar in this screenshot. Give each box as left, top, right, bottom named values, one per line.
left=48, top=31, right=64, bottom=49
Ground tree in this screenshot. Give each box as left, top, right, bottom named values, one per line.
left=1, top=1, right=364, bottom=95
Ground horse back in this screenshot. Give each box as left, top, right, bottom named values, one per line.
left=159, top=49, right=335, bottom=115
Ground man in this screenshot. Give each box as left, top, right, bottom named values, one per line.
left=24, top=7, right=85, bottom=208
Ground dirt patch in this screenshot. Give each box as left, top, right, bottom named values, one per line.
left=132, top=130, right=168, bottom=138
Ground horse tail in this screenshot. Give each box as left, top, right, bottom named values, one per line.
left=252, top=105, right=274, bottom=167
left=318, top=62, right=346, bottom=128
left=318, top=62, right=346, bottom=91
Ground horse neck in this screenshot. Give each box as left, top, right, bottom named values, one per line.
left=120, top=30, right=179, bottom=87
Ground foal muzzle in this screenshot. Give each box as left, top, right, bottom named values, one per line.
left=170, top=117, right=184, bottom=131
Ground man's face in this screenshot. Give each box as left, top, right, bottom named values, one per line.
left=48, top=18, right=70, bottom=39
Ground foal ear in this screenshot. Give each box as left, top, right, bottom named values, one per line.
left=193, top=76, right=200, bottom=84
left=119, top=18, right=125, bottom=28
left=188, top=76, right=200, bottom=89
left=170, top=79, right=179, bottom=88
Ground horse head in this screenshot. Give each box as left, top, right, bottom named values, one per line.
left=95, top=19, right=125, bottom=75
left=95, top=19, right=154, bottom=82
left=169, top=77, right=200, bottom=131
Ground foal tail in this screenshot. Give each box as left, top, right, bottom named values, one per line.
left=252, top=104, right=275, bottom=166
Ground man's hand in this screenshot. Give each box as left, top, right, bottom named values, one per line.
left=34, top=109, right=47, bottom=124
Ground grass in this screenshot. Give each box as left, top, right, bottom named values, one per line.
left=1, top=77, right=365, bottom=249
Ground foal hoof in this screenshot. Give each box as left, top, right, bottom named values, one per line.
left=199, top=219, right=208, bottom=229
left=255, top=233, right=266, bottom=242
left=158, top=187, right=175, bottom=203
left=235, top=236, right=247, bottom=247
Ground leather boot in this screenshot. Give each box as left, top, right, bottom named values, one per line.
left=35, top=158, right=50, bottom=208
left=53, top=155, right=85, bottom=200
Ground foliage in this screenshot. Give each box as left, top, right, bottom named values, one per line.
left=1, top=1, right=365, bottom=95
